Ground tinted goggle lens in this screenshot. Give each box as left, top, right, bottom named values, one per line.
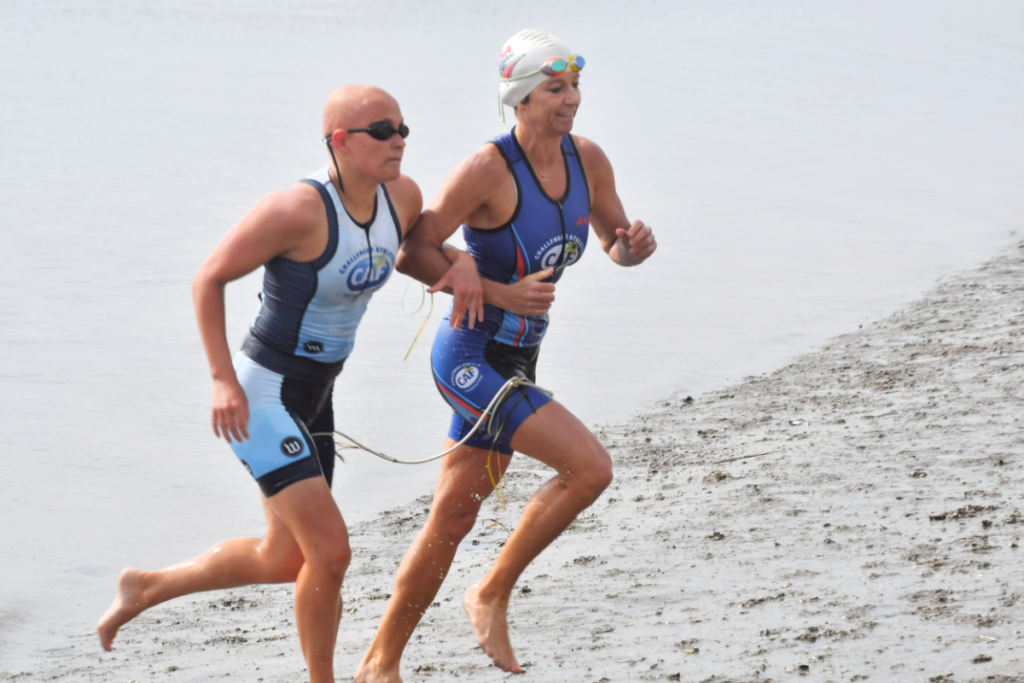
left=336, top=121, right=410, bottom=142
left=538, top=54, right=585, bottom=77
left=364, top=121, right=410, bottom=140
left=540, top=58, right=568, bottom=76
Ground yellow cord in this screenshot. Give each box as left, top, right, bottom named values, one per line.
left=403, top=292, right=433, bottom=361
left=483, top=382, right=521, bottom=514
left=486, top=447, right=507, bottom=512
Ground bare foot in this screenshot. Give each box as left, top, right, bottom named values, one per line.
left=463, top=584, right=522, bottom=673
left=97, top=568, right=148, bottom=650
left=353, top=654, right=404, bottom=683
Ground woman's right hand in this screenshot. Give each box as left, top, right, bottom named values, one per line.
left=211, top=378, right=250, bottom=443
left=497, top=268, right=556, bottom=316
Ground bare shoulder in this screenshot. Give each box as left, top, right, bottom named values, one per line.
left=408, top=141, right=513, bottom=227
left=451, top=142, right=511, bottom=188
left=432, top=142, right=511, bottom=215
left=571, top=135, right=613, bottom=175
left=384, top=174, right=424, bottom=236
left=245, top=182, right=324, bottom=240
left=209, top=182, right=326, bottom=270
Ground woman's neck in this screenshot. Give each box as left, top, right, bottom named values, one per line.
left=328, top=165, right=379, bottom=224
left=514, top=122, right=563, bottom=169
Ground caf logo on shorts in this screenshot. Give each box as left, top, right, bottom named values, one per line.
left=241, top=460, right=253, bottom=475
left=280, top=436, right=304, bottom=457
left=452, top=364, right=482, bottom=391
left=303, top=340, right=323, bottom=353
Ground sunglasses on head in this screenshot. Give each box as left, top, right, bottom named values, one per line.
left=327, top=120, right=410, bottom=143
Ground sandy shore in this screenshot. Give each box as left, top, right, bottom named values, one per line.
left=9, top=244, right=1024, bottom=683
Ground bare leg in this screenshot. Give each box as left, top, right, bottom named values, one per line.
left=463, top=401, right=612, bottom=672
left=266, top=477, right=351, bottom=683
left=98, top=477, right=349, bottom=683
left=355, top=441, right=511, bottom=683
left=98, top=494, right=305, bottom=650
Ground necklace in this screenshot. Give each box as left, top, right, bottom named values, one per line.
left=537, top=162, right=558, bottom=182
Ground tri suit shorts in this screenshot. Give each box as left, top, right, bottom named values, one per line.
left=431, top=321, right=552, bottom=456
left=229, top=352, right=339, bottom=497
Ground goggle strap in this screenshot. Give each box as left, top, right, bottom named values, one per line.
left=499, top=90, right=511, bottom=129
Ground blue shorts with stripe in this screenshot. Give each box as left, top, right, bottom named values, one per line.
left=229, top=352, right=339, bottom=497
left=431, top=321, right=552, bottom=456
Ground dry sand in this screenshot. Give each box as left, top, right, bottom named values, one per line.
left=8, top=244, right=1024, bottom=683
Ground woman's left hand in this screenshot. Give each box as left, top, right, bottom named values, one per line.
left=429, top=251, right=485, bottom=330
left=615, top=220, right=657, bottom=264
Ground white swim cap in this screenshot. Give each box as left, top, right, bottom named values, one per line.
left=497, top=29, right=583, bottom=122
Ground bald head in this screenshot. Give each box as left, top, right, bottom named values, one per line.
left=323, top=85, right=401, bottom=137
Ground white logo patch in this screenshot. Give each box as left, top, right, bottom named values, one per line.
left=537, top=235, right=584, bottom=270
left=451, top=364, right=482, bottom=391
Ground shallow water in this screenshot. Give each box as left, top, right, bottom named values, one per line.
left=1, top=0, right=1022, bottom=670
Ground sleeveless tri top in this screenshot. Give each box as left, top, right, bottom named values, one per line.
left=460, top=128, right=591, bottom=347
left=242, top=167, right=402, bottom=381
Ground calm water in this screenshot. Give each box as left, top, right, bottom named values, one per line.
left=1, top=0, right=1022, bottom=670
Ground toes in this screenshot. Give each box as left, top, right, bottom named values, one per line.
left=489, top=650, right=517, bottom=673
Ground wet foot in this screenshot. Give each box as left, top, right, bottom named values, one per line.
left=97, top=568, right=148, bottom=650
left=463, top=583, right=522, bottom=673
left=353, top=656, right=404, bottom=683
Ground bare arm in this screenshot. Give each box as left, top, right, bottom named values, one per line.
left=193, top=185, right=323, bottom=442
left=394, top=147, right=505, bottom=285
left=396, top=146, right=557, bottom=327
left=575, top=136, right=657, bottom=266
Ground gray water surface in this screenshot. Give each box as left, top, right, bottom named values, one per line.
left=1, top=0, right=1022, bottom=670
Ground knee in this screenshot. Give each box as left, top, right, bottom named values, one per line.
left=582, top=463, right=613, bottom=501
left=571, top=446, right=613, bottom=501
left=590, top=459, right=614, bottom=495
left=311, top=541, right=352, bottom=582
left=325, top=543, right=353, bottom=581
left=431, top=499, right=482, bottom=543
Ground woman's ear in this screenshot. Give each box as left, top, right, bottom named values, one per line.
left=331, top=130, right=350, bottom=154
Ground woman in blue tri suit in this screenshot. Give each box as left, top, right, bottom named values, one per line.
left=98, top=85, right=422, bottom=683
left=356, top=29, right=657, bottom=682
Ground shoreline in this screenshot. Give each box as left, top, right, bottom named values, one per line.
left=8, top=243, right=1024, bottom=683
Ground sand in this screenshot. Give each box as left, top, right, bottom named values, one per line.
left=7, top=244, right=1024, bottom=683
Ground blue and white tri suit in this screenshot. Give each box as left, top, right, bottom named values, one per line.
left=431, top=128, right=590, bottom=455
left=231, top=167, right=402, bottom=496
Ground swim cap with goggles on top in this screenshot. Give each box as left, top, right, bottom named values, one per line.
left=498, top=29, right=585, bottom=122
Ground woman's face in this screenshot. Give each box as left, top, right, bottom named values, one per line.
left=332, top=97, right=407, bottom=183
left=518, top=70, right=581, bottom=134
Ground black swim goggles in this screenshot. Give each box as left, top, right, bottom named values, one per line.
left=327, top=120, right=410, bottom=142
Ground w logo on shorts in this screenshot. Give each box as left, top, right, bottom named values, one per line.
left=280, top=436, right=304, bottom=457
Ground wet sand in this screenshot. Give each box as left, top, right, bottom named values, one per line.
left=9, top=244, right=1024, bottom=682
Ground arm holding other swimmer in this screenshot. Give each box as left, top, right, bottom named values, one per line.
left=396, top=143, right=557, bottom=330
left=574, top=135, right=657, bottom=266
left=193, top=175, right=422, bottom=444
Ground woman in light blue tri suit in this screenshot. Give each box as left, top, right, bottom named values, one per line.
left=99, top=85, right=422, bottom=683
